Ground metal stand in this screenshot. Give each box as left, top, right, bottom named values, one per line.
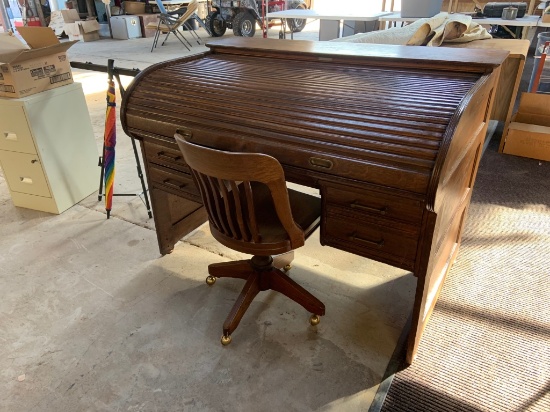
left=70, top=60, right=153, bottom=219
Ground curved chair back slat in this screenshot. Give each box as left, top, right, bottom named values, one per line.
left=175, top=132, right=305, bottom=252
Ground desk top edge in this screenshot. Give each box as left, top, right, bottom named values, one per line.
left=206, top=38, right=509, bottom=69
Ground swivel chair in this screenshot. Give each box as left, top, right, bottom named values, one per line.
left=175, top=131, right=325, bottom=345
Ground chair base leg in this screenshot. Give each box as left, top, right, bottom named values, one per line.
left=208, top=256, right=325, bottom=343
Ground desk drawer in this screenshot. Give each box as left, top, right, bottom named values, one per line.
left=0, top=106, right=37, bottom=155
left=148, top=164, right=200, bottom=200
left=0, top=151, right=51, bottom=198
left=320, top=181, right=424, bottom=225
left=143, top=140, right=189, bottom=172
left=322, top=213, right=418, bottom=271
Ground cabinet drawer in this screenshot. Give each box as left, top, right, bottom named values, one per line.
left=320, top=181, right=424, bottom=225
left=0, top=151, right=51, bottom=198
left=0, top=105, right=37, bottom=154
left=322, top=214, right=418, bottom=271
left=148, top=164, right=200, bottom=200
left=143, top=140, right=189, bottom=172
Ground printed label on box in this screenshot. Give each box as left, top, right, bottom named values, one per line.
left=50, top=72, right=72, bottom=84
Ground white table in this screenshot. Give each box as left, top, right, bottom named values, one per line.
left=378, top=12, right=542, bottom=39
left=266, top=10, right=392, bottom=40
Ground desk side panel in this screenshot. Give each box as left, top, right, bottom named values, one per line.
left=406, top=69, right=499, bottom=363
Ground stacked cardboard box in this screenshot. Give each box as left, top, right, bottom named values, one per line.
left=0, top=27, right=76, bottom=98
left=503, top=93, right=550, bottom=162
left=48, top=9, right=101, bottom=42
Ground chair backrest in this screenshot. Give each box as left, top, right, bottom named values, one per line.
left=174, top=131, right=305, bottom=253
left=170, top=0, right=198, bottom=29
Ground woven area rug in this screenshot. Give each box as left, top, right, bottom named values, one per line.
left=379, top=138, right=550, bottom=412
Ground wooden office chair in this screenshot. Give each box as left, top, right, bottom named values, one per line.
left=175, top=132, right=325, bottom=345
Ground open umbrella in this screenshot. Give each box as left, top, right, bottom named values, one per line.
left=103, top=62, right=117, bottom=218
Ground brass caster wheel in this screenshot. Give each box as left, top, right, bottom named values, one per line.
left=221, top=334, right=232, bottom=346
left=283, top=264, right=292, bottom=272
left=206, top=275, right=216, bottom=286
left=309, top=314, right=321, bottom=326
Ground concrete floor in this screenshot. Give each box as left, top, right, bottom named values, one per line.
left=1, top=26, right=417, bottom=411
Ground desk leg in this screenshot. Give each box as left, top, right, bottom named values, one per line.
left=139, top=142, right=208, bottom=255
left=149, top=187, right=207, bottom=255
left=406, top=209, right=463, bottom=364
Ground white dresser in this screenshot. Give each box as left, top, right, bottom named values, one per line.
left=0, top=82, right=99, bottom=214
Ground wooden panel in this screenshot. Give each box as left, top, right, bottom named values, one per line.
left=149, top=186, right=207, bottom=255
left=148, top=163, right=200, bottom=201
left=124, top=47, right=489, bottom=194
left=320, top=180, right=424, bottom=225
left=143, top=139, right=190, bottom=173
left=322, top=211, right=419, bottom=271
left=443, top=39, right=528, bottom=134
left=205, top=38, right=508, bottom=71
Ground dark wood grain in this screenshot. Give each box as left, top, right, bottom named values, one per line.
left=121, top=39, right=507, bottom=363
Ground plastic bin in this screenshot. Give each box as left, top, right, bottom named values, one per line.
left=401, top=0, right=443, bottom=18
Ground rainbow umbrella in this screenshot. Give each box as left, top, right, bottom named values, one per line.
left=103, top=76, right=116, bottom=219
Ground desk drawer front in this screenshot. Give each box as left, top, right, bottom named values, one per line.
left=321, top=182, right=424, bottom=225
left=322, top=214, right=418, bottom=271
left=143, top=140, right=189, bottom=172
left=148, top=164, right=200, bottom=200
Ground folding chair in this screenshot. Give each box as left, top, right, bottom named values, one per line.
left=147, top=0, right=201, bottom=52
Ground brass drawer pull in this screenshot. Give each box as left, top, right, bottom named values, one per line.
left=309, top=157, right=333, bottom=169
left=350, top=201, right=387, bottom=215
left=157, top=151, right=182, bottom=162
left=163, top=178, right=186, bottom=189
left=349, top=232, right=384, bottom=247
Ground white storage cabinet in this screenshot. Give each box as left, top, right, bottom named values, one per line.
left=110, top=15, right=142, bottom=40
left=0, top=82, right=99, bottom=214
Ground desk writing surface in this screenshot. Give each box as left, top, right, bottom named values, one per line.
left=122, top=38, right=506, bottom=364
left=206, top=38, right=507, bottom=69
left=443, top=39, right=529, bottom=138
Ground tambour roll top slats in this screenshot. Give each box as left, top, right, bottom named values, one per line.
left=122, top=40, right=486, bottom=195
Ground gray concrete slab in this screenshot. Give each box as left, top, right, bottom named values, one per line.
left=1, top=26, right=416, bottom=411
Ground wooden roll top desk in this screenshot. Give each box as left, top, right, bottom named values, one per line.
left=121, top=38, right=507, bottom=363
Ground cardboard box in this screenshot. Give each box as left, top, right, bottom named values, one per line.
left=0, top=27, right=77, bottom=98
left=503, top=93, right=550, bottom=161
left=48, top=9, right=101, bottom=42
left=48, top=9, right=80, bottom=36
left=65, top=20, right=101, bottom=42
